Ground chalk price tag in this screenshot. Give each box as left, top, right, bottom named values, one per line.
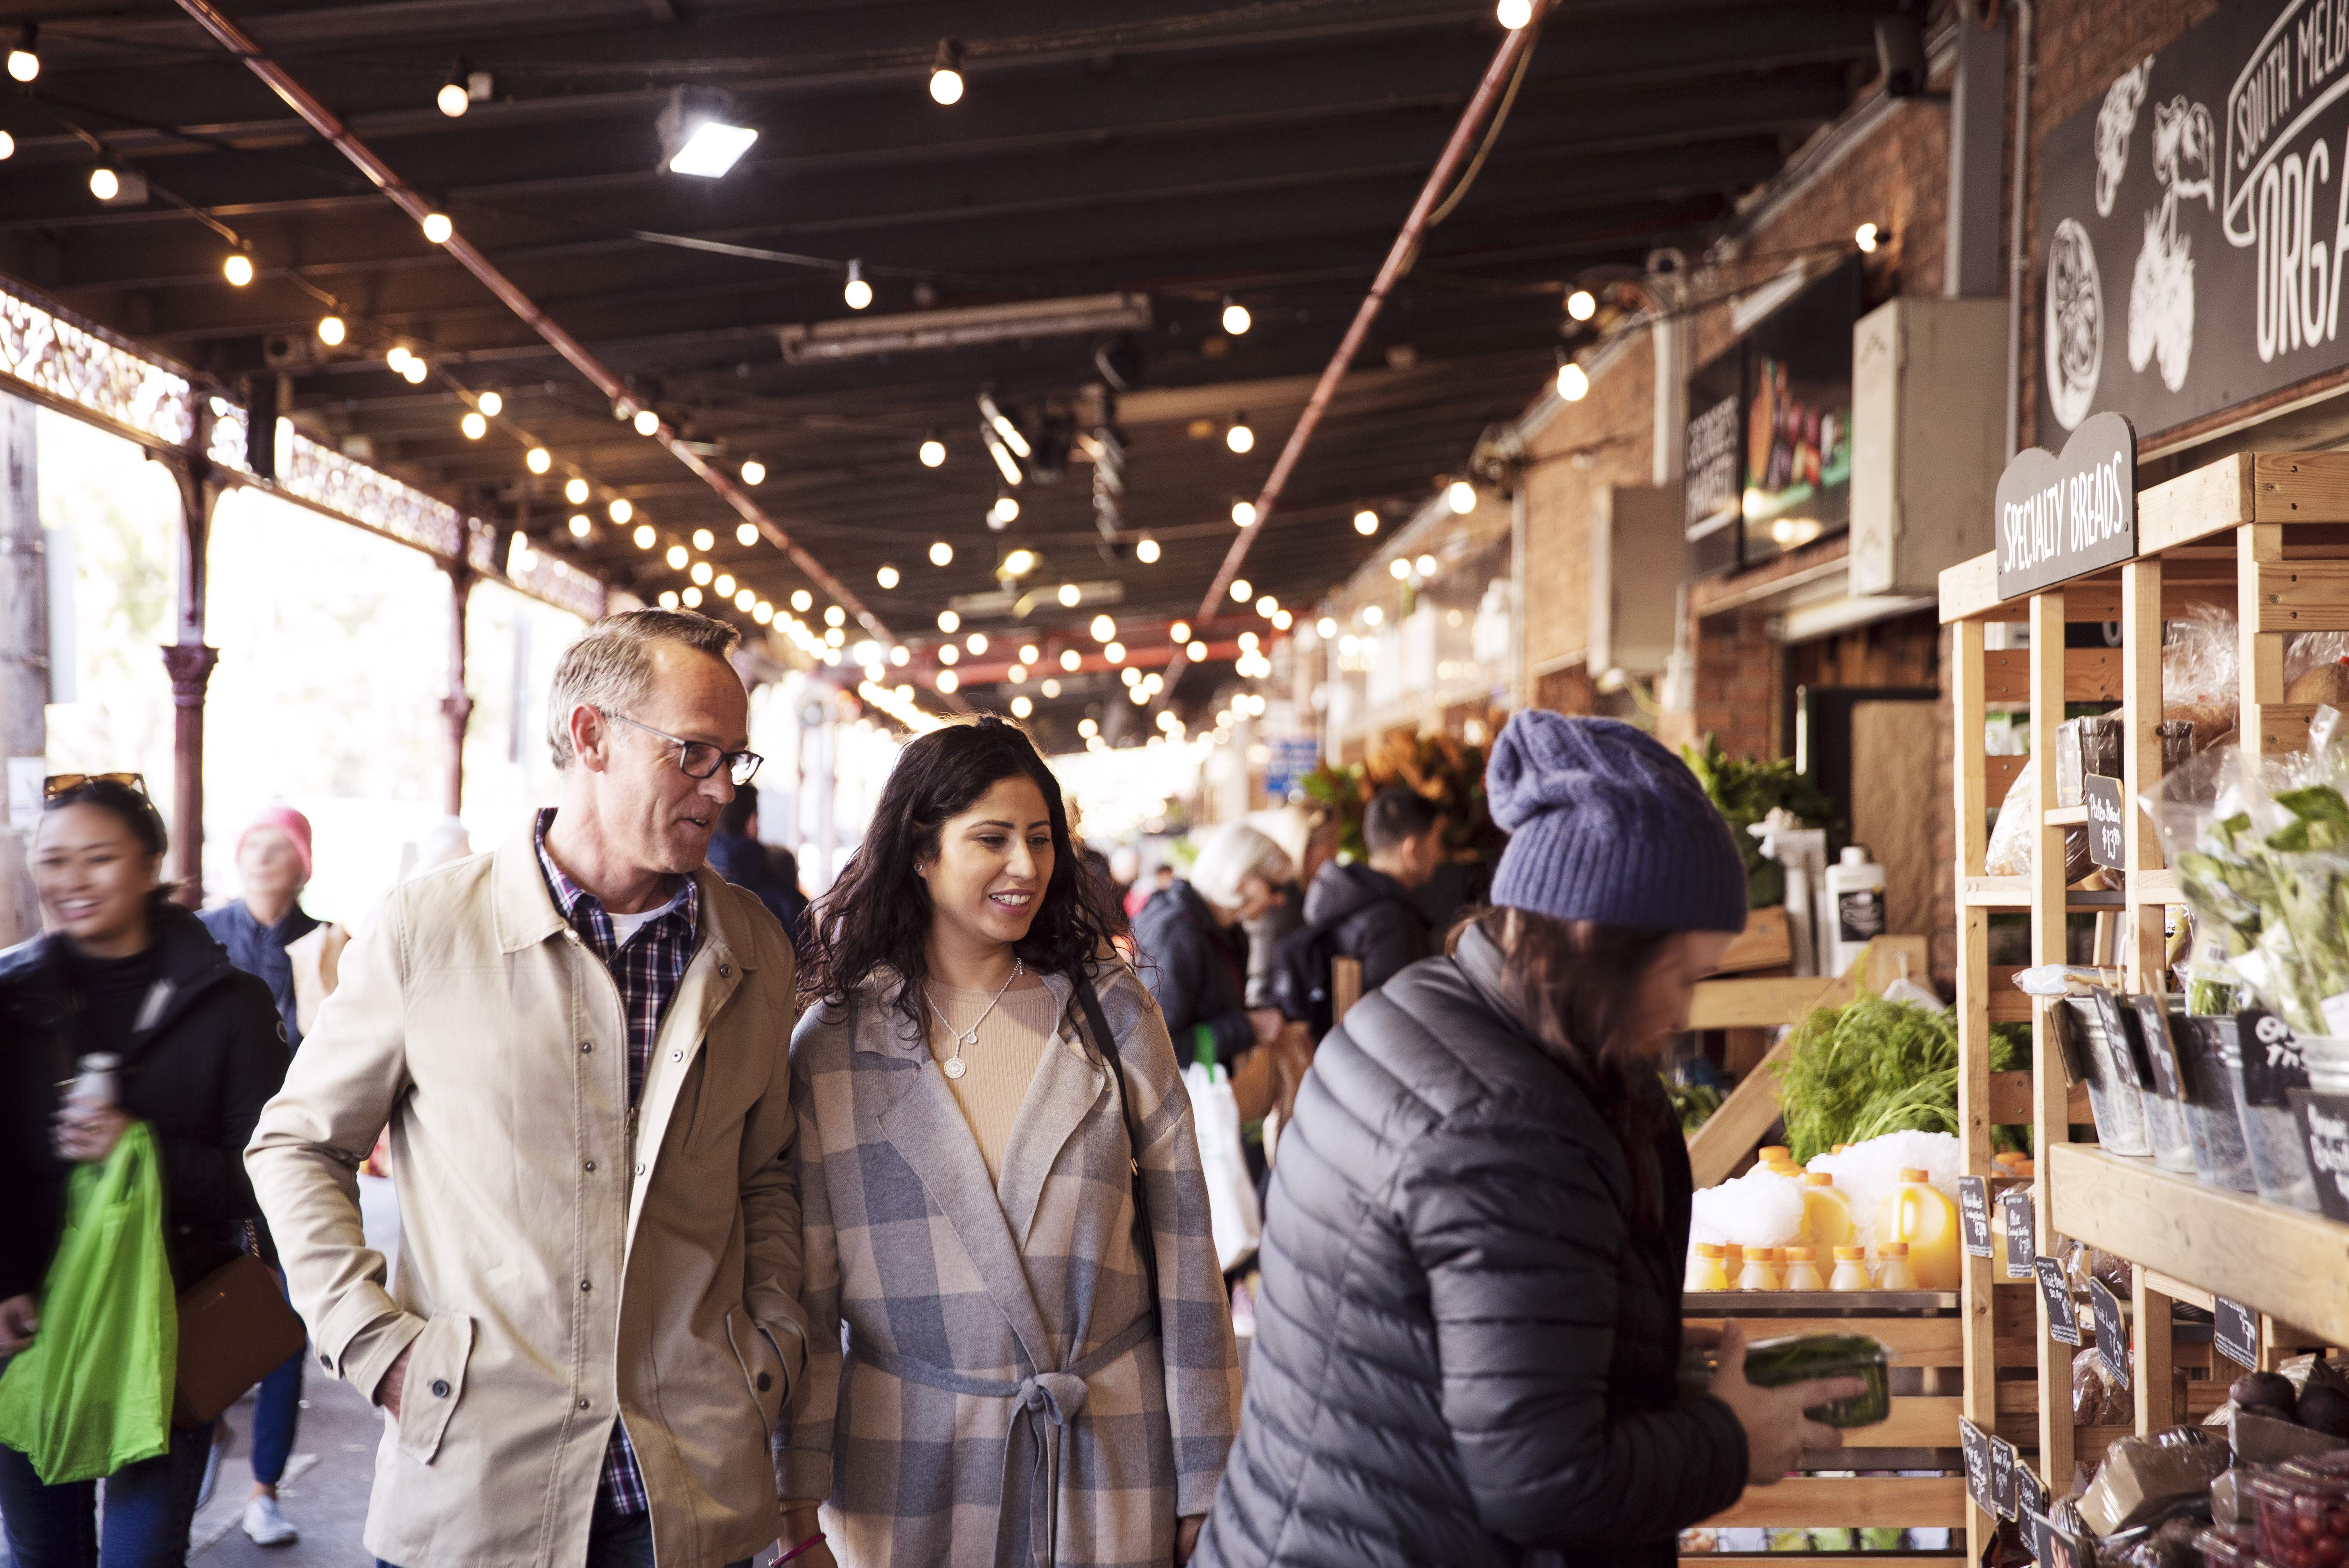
left=2215, top=1297, right=2260, bottom=1371
left=2036, top=1256, right=2082, bottom=1346
left=2017, top=1464, right=2049, bottom=1561
left=1991, top=1434, right=2019, bottom=1519
left=1959, top=1417, right=1994, bottom=1514
left=2002, top=1189, right=2036, bottom=1279
left=2090, top=1276, right=2129, bottom=1389
left=2084, top=773, right=2127, bottom=870
left=1958, top=1175, right=1993, bottom=1259
left=2092, top=987, right=2157, bottom=1092
left=2133, top=994, right=2188, bottom=1103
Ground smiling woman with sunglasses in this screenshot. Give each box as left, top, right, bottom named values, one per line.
left=779, top=715, right=1240, bottom=1568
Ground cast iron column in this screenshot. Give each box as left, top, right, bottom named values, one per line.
left=161, top=449, right=222, bottom=907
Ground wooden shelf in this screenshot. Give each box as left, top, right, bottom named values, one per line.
left=2044, top=805, right=2090, bottom=826
left=2044, top=1144, right=2349, bottom=1347
left=1705, top=1476, right=1968, bottom=1529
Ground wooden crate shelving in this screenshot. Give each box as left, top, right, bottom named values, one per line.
left=1941, top=449, right=2349, bottom=1563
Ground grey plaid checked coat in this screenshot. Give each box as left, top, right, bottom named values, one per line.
left=778, top=960, right=1241, bottom=1568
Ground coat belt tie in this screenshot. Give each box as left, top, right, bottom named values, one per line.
left=849, top=1316, right=1156, bottom=1568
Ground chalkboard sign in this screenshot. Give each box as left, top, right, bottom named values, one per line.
left=2003, top=1189, right=2037, bottom=1279
left=1991, top=1434, right=2019, bottom=1519
left=1959, top=1175, right=1993, bottom=1258
left=2132, top=994, right=2188, bottom=1103
left=2216, top=1296, right=2260, bottom=1371
left=1960, top=1417, right=1994, bottom=1514
left=2018, top=1464, right=2049, bottom=1562
left=2048, top=996, right=2095, bottom=1090
left=2236, top=1012, right=2309, bottom=1109
left=2091, top=1276, right=2131, bottom=1390
left=2044, top=1517, right=2089, bottom=1568
left=2037, top=1256, right=2083, bottom=1346
left=2084, top=773, right=2127, bottom=869
left=1995, top=412, right=2137, bottom=600
left=2291, top=1087, right=2349, bottom=1222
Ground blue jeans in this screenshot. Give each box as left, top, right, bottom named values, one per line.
left=376, top=1487, right=751, bottom=1568
left=249, top=1274, right=303, bottom=1487
left=0, top=1422, right=217, bottom=1568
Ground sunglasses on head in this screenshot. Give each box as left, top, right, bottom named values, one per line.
left=44, top=772, right=149, bottom=801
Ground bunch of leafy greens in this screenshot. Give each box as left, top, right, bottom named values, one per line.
left=1663, top=1076, right=1722, bottom=1133
left=1679, top=735, right=1843, bottom=909
left=1773, top=994, right=2025, bottom=1162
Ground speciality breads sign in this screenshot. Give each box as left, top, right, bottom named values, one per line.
left=1995, top=412, right=2138, bottom=600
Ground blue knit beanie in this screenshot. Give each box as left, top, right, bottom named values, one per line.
left=1485, top=711, right=1748, bottom=933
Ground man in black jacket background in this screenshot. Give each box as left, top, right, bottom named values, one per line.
left=1300, top=787, right=1442, bottom=993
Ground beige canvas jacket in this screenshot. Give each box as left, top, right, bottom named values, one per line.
left=246, top=823, right=807, bottom=1568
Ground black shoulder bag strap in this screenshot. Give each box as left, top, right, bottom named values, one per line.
left=1073, top=971, right=1163, bottom=1339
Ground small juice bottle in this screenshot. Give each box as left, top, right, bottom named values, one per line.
left=1722, top=1243, right=1743, bottom=1280
left=1874, top=1168, right=1961, bottom=1288
left=1737, top=1246, right=1782, bottom=1290
left=1829, top=1245, right=1873, bottom=1290
left=1799, top=1173, right=1855, bottom=1249
left=1758, top=1146, right=1792, bottom=1166
left=1781, top=1245, right=1826, bottom=1290
left=1685, top=1243, right=1731, bottom=1292
left=1875, top=1242, right=1919, bottom=1290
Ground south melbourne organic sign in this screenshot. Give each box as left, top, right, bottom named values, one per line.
left=1995, top=412, right=2139, bottom=600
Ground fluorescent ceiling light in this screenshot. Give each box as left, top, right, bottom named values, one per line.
left=657, top=89, right=758, bottom=178
left=778, top=293, right=1152, bottom=362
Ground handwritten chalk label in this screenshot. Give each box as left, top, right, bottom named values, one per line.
left=2092, top=988, right=2156, bottom=1092
left=1991, top=1434, right=2019, bottom=1519
left=2216, top=1297, right=2259, bottom=1371
left=2091, top=1276, right=2130, bottom=1390
left=1959, top=1175, right=1993, bottom=1258
left=2084, top=773, right=2127, bottom=869
left=2003, top=1189, right=2036, bottom=1279
left=1960, top=1417, right=1994, bottom=1515
left=1994, top=412, right=2138, bottom=600
left=2018, top=1464, right=2048, bottom=1561
left=2291, top=1087, right=2349, bottom=1223
left=2037, top=1256, right=2082, bottom=1346
left=2133, top=994, right=2188, bottom=1103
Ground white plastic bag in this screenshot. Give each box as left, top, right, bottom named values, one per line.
left=1183, top=1062, right=1261, bottom=1271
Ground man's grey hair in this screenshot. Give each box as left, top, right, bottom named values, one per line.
left=546, top=609, right=743, bottom=770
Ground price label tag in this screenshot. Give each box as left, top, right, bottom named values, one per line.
left=2084, top=773, right=2127, bottom=870
left=2043, top=1517, right=2090, bottom=1568
left=2002, top=1189, right=2036, bottom=1279
left=2090, top=1275, right=2129, bottom=1389
left=2036, top=1256, right=2081, bottom=1346
left=1991, top=1434, right=2019, bottom=1519
left=1960, top=1417, right=1994, bottom=1515
left=2092, top=987, right=2156, bottom=1092
left=1958, top=1175, right=1993, bottom=1258
left=2293, top=1088, right=2349, bottom=1222
left=2018, top=1464, right=2049, bottom=1562
left=2133, top=994, right=2188, bottom=1103
left=2215, top=1297, right=2260, bottom=1371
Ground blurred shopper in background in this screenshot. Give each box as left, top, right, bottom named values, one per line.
left=1131, top=822, right=1290, bottom=1068
left=0, top=776, right=288, bottom=1568
left=1195, top=715, right=1867, bottom=1568
left=200, top=805, right=342, bottom=1547
left=707, top=789, right=807, bottom=943
left=784, top=715, right=1239, bottom=1568
left=246, top=611, right=805, bottom=1568
left=1301, top=787, right=1442, bottom=994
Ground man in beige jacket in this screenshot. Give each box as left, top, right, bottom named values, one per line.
left=247, top=610, right=805, bottom=1568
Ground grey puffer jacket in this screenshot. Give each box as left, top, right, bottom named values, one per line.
left=1193, top=923, right=1746, bottom=1568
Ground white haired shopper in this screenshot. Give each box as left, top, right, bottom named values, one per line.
left=1130, top=823, right=1292, bottom=1069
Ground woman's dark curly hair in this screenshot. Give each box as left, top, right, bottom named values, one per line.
left=797, top=714, right=1117, bottom=1039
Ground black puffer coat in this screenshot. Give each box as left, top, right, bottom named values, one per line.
left=1194, top=923, right=1747, bottom=1568
left=0, top=902, right=289, bottom=1292
left=1131, top=880, right=1254, bottom=1066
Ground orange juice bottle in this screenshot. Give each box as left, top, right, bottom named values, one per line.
left=1875, top=1242, right=1919, bottom=1290
left=1758, top=1146, right=1792, bottom=1166
left=1737, top=1246, right=1783, bottom=1290
left=1685, top=1243, right=1731, bottom=1292
left=1781, top=1246, right=1826, bottom=1290
left=1829, top=1245, right=1873, bottom=1290
left=1799, top=1173, right=1855, bottom=1249
left=1874, top=1168, right=1961, bottom=1288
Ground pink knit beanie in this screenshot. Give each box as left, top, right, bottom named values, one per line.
left=240, top=803, right=314, bottom=883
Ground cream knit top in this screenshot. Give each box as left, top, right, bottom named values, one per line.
left=922, top=976, right=1065, bottom=1184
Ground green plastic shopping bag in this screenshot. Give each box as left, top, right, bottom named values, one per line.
left=0, top=1123, right=177, bottom=1483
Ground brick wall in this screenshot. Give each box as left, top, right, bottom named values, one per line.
left=1518, top=339, right=1656, bottom=700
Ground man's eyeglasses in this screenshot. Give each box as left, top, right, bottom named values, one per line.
left=44, top=772, right=148, bottom=800
left=600, top=712, right=763, bottom=786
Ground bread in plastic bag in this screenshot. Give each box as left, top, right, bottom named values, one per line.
left=2165, top=605, right=2238, bottom=754
left=1986, top=756, right=2093, bottom=880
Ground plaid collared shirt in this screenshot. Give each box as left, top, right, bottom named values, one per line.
left=533, top=808, right=701, bottom=1517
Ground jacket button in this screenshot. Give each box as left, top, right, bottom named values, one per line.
left=580, top=1279, right=592, bottom=1292
left=583, top=1160, right=596, bottom=1173
left=634, top=1163, right=646, bottom=1176
left=319, top=1353, right=332, bottom=1369
left=431, top=1379, right=451, bottom=1398
left=756, top=1372, right=771, bottom=1392
left=670, top=1049, right=682, bottom=1062
left=578, top=1397, right=591, bottom=1410
left=719, top=964, right=732, bottom=978
left=580, top=1041, right=594, bottom=1054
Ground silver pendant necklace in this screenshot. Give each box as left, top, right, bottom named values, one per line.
left=923, top=958, right=1024, bottom=1081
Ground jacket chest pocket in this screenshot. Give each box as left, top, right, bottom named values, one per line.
left=395, top=1311, right=476, bottom=1464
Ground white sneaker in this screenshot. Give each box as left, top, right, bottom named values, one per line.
left=242, top=1496, right=299, bottom=1547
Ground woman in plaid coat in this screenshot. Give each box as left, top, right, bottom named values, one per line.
left=779, top=717, right=1241, bottom=1568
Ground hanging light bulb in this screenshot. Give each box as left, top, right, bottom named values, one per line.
left=754, top=602, right=774, bottom=624
left=401, top=358, right=429, bottom=384
left=437, top=75, right=469, bottom=117
left=1135, top=536, right=1161, bottom=564
left=682, top=585, right=703, bottom=608
left=1057, top=583, right=1081, bottom=607
left=461, top=411, right=487, bottom=439
left=1255, top=595, right=1279, bottom=617
left=967, top=632, right=988, bottom=655
left=1556, top=361, right=1590, bottom=401
left=737, top=522, right=759, bottom=545
left=1225, top=416, right=1254, bottom=454
left=735, top=588, right=756, bottom=611
left=1230, top=579, right=1252, bottom=603
left=740, top=457, right=766, bottom=485
left=1390, top=558, right=1411, bottom=580
left=317, top=315, right=347, bottom=345
left=1855, top=221, right=1882, bottom=254
left=929, top=39, right=964, bottom=104
left=562, top=476, right=588, bottom=505
left=1170, top=621, right=1191, bottom=643
left=1231, top=500, right=1256, bottom=527
left=990, top=495, right=1020, bottom=525
left=1090, top=614, right=1116, bottom=642
left=7, top=25, right=38, bottom=83
left=666, top=544, right=689, bottom=569
left=526, top=447, right=552, bottom=474
left=1566, top=287, right=1597, bottom=321
left=1042, top=679, right=1061, bottom=698
left=691, top=528, right=714, bottom=550
left=609, top=498, right=634, bottom=524
left=1354, top=509, right=1380, bottom=535
left=714, top=575, right=735, bottom=598
left=386, top=345, right=414, bottom=373
left=876, top=564, right=900, bottom=589
left=1496, top=0, right=1534, bottom=29
left=1001, top=548, right=1037, bottom=576
left=792, top=589, right=814, bottom=612
left=928, top=540, right=953, bottom=566
left=568, top=513, right=591, bottom=538
left=1188, top=640, right=1208, bottom=661
left=421, top=210, right=454, bottom=244
left=1011, top=696, right=1033, bottom=718
left=222, top=252, right=255, bottom=287
left=1221, top=297, right=1251, bottom=335
left=1060, top=649, right=1081, bottom=672
left=937, top=610, right=961, bottom=633
left=1104, top=642, right=1125, bottom=664
left=633, top=408, right=660, bottom=437
left=843, top=259, right=872, bottom=310
left=659, top=590, right=680, bottom=609
left=633, top=524, right=656, bottom=549
left=919, top=436, right=947, bottom=467
left=1447, top=479, right=1477, bottom=513
left=477, top=391, right=502, bottom=417
left=89, top=167, right=120, bottom=201
left=691, top=561, right=714, bottom=586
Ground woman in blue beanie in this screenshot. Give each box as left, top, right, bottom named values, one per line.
left=1193, top=712, right=1866, bottom=1568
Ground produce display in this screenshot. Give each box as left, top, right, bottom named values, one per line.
left=1773, top=991, right=2025, bottom=1163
